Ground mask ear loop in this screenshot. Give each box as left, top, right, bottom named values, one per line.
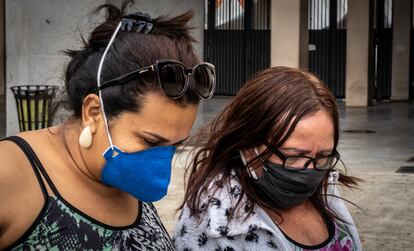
left=254, top=147, right=269, bottom=172
left=96, top=21, right=123, bottom=151
left=239, top=150, right=259, bottom=180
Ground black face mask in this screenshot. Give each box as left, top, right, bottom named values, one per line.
left=251, top=160, right=327, bottom=209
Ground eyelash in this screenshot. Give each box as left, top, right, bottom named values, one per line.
left=174, top=142, right=184, bottom=147
left=142, top=138, right=186, bottom=147
left=143, top=139, right=161, bottom=147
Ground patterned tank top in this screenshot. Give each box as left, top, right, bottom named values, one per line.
left=3, top=136, right=174, bottom=251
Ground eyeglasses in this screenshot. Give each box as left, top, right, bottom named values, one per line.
left=265, top=144, right=341, bottom=171
left=98, top=59, right=216, bottom=99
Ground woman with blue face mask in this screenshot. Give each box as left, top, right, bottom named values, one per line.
left=0, top=1, right=214, bottom=250
left=174, top=67, right=361, bottom=251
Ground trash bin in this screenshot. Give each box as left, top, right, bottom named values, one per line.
left=10, top=85, right=58, bottom=132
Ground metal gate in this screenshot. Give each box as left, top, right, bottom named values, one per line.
left=308, top=0, right=347, bottom=99
left=204, top=0, right=271, bottom=95
left=373, top=0, right=393, bottom=100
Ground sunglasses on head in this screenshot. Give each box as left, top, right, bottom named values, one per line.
left=98, top=59, right=216, bottom=99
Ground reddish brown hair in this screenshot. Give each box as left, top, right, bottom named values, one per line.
left=181, top=66, right=360, bottom=223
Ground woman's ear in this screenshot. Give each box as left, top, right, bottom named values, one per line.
left=81, top=94, right=102, bottom=134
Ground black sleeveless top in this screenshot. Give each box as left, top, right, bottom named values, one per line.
left=2, top=136, right=174, bottom=251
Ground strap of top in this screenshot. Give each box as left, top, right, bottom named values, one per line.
left=1, top=136, right=61, bottom=198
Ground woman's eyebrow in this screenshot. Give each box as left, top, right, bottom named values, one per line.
left=279, top=147, right=312, bottom=154
left=280, top=147, right=333, bottom=155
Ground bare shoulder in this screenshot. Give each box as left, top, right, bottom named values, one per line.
left=0, top=131, right=37, bottom=170
left=0, top=138, right=26, bottom=184
left=0, top=131, right=53, bottom=247
left=0, top=129, right=52, bottom=175
left=0, top=131, right=46, bottom=228
left=0, top=138, right=29, bottom=229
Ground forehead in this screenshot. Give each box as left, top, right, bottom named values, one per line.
left=118, top=92, right=198, bottom=136
left=282, top=110, right=335, bottom=147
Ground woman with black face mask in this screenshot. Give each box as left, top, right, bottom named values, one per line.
left=0, top=1, right=215, bottom=250
left=173, top=67, right=361, bottom=251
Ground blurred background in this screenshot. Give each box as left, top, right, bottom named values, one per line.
left=0, top=0, right=412, bottom=250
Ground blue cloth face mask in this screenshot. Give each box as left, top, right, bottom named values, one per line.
left=95, top=20, right=176, bottom=203
left=101, top=145, right=176, bottom=202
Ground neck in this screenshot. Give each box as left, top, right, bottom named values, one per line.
left=50, top=123, right=124, bottom=198
left=265, top=200, right=313, bottom=222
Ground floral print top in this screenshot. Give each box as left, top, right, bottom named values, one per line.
left=174, top=171, right=361, bottom=251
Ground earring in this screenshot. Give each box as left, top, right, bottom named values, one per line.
left=79, top=125, right=93, bottom=149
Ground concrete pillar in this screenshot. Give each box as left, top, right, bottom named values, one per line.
left=391, top=0, right=411, bottom=100
left=346, top=0, right=371, bottom=107
left=271, top=0, right=308, bottom=68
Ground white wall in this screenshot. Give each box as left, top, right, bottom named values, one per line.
left=5, top=0, right=204, bottom=135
